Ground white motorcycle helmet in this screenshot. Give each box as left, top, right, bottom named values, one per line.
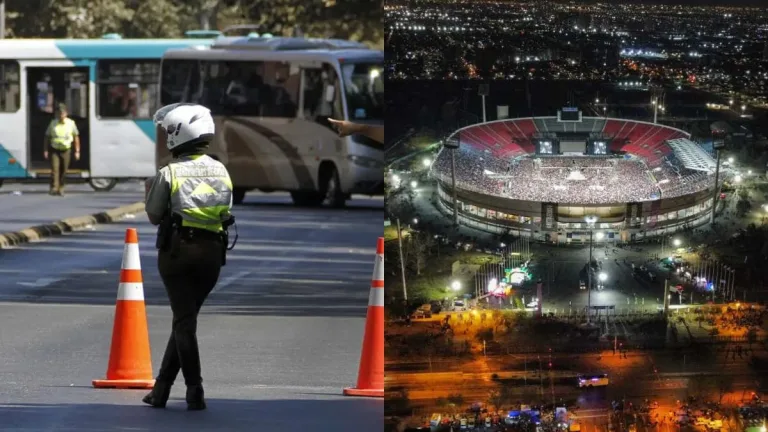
left=153, top=103, right=215, bottom=151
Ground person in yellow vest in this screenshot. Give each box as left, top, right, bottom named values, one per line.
left=328, top=118, right=384, bottom=145
left=43, top=104, right=80, bottom=196
left=143, top=103, right=235, bottom=411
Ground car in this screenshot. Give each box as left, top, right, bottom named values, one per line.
left=527, top=300, right=539, bottom=308
left=579, top=280, right=586, bottom=290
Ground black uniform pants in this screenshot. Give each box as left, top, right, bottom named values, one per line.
left=156, top=229, right=223, bottom=386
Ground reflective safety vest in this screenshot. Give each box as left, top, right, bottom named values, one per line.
left=168, top=155, right=233, bottom=233
left=47, top=118, right=78, bottom=150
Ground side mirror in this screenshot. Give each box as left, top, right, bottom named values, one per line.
left=324, top=85, right=335, bottom=103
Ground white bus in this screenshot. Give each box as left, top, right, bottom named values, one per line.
left=157, top=35, right=384, bottom=207
left=0, top=36, right=215, bottom=191
left=577, top=373, right=609, bottom=388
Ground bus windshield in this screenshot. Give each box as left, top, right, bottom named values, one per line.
left=342, top=62, right=383, bottom=122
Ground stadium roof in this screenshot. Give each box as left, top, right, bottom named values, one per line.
left=667, top=138, right=716, bottom=173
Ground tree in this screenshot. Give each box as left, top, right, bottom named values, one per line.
left=737, top=199, right=751, bottom=216
left=4, top=0, right=383, bottom=46
left=409, top=231, right=434, bottom=276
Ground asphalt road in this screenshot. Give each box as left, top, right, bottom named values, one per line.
left=523, top=244, right=674, bottom=315
left=0, top=187, right=384, bottom=431
left=387, top=344, right=765, bottom=412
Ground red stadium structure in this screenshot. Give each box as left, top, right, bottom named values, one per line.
left=433, top=115, right=722, bottom=243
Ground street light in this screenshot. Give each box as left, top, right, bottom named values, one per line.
left=595, top=232, right=605, bottom=240
left=662, top=236, right=682, bottom=257
left=585, top=215, right=598, bottom=324
left=728, top=157, right=734, bottom=164
left=598, top=272, right=607, bottom=282
left=410, top=180, right=418, bottom=188
left=451, top=281, right=461, bottom=291
left=422, top=158, right=431, bottom=167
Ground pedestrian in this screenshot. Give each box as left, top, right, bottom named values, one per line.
left=43, top=103, right=80, bottom=196
left=142, top=103, right=236, bottom=411
left=328, top=118, right=384, bottom=144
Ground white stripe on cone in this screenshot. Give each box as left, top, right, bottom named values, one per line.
left=121, top=243, right=141, bottom=270
left=117, top=282, right=145, bottom=301
left=368, top=252, right=384, bottom=307
left=372, top=254, right=383, bottom=280
left=368, top=286, right=384, bottom=307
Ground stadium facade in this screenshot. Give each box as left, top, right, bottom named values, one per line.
left=432, top=114, right=720, bottom=243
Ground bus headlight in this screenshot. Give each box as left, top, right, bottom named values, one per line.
left=347, top=155, right=383, bottom=168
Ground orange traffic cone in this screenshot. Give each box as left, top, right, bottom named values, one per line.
left=92, top=228, right=155, bottom=389
left=343, top=237, right=384, bottom=398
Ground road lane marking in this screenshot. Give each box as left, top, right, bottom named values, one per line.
left=211, top=271, right=252, bottom=295
left=16, top=278, right=63, bottom=288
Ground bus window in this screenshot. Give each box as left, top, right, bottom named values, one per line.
left=0, top=61, right=20, bottom=112
left=341, top=62, right=383, bottom=121
left=302, top=64, right=342, bottom=129
left=261, top=61, right=300, bottom=117
left=97, top=60, right=161, bottom=119
left=160, top=60, right=202, bottom=106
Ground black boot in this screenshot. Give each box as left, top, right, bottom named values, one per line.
left=186, top=384, right=206, bottom=411
left=142, top=381, right=172, bottom=408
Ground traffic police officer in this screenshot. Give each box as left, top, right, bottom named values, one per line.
left=43, top=104, right=80, bottom=196
left=142, top=103, right=234, bottom=411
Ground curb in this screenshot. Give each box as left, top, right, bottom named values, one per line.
left=0, top=201, right=146, bottom=249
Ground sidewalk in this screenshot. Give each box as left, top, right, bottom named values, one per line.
left=0, top=182, right=143, bottom=234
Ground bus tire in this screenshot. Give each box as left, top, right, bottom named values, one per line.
left=232, top=187, right=247, bottom=205
left=88, top=178, right=118, bottom=192
left=319, top=163, right=346, bottom=208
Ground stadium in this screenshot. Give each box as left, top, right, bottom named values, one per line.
left=431, top=109, right=724, bottom=243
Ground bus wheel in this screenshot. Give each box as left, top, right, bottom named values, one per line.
left=232, top=187, right=247, bottom=205
left=319, top=164, right=346, bottom=208
left=88, top=178, right=118, bottom=192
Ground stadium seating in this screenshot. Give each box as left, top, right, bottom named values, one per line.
left=457, top=117, right=687, bottom=163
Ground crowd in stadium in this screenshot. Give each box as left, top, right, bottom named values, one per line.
left=432, top=147, right=712, bottom=204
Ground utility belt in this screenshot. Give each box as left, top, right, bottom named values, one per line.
left=157, top=214, right=237, bottom=266
left=50, top=143, right=72, bottom=151
left=176, top=226, right=222, bottom=242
